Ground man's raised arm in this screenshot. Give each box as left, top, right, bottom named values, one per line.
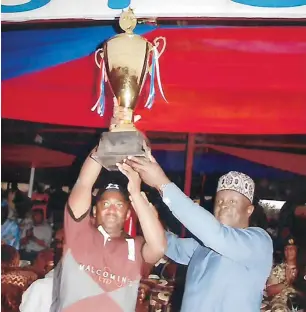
left=68, top=147, right=102, bottom=219
left=165, top=232, right=200, bottom=265
left=125, top=156, right=272, bottom=265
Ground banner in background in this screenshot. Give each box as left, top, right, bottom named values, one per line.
left=2, top=0, right=306, bottom=22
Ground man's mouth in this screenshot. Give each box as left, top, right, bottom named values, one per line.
left=218, top=212, right=230, bottom=218
left=106, top=214, right=117, bottom=220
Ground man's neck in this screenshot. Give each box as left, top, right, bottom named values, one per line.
left=286, top=259, right=296, bottom=266
left=97, top=224, right=122, bottom=238
left=105, top=229, right=123, bottom=238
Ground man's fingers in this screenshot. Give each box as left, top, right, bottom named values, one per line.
left=121, top=163, right=134, bottom=173
left=124, top=159, right=144, bottom=172
left=148, top=153, right=157, bottom=163
left=126, top=156, right=147, bottom=166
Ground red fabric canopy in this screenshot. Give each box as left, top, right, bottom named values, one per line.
left=207, top=144, right=306, bottom=176
left=2, top=27, right=306, bottom=134
left=2, top=145, right=75, bottom=168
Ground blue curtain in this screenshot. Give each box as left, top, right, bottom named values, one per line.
left=1, top=25, right=156, bottom=80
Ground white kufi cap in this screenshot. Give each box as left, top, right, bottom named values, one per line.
left=217, top=171, right=255, bottom=203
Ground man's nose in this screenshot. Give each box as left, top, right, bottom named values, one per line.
left=108, top=204, right=117, bottom=212
left=221, top=204, right=229, bottom=210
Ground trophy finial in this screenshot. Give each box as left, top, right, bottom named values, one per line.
left=119, top=8, right=137, bottom=34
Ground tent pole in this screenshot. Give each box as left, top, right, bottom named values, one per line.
left=181, top=133, right=196, bottom=238
left=28, top=167, right=35, bottom=198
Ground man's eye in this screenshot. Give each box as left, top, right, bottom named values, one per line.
left=103, top=202, right=110, bottom=208
left=116, top=203, right=123, bottom=209
left=230, top=200, right=236, bottom=204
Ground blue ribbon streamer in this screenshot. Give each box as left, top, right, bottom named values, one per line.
left=144, top=54, right=156, bottom=109
left=99, top=62, right=106, bottom=116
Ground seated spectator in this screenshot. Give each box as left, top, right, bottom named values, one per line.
left=1, top=199, right=20, bottom=250
left=1, top=244, right=20, bottom=269
left=7, top=188, right=17, bottom=220
left=266, top=236, right=298, bottom=312
left=20, top=210, right=52, bottom=263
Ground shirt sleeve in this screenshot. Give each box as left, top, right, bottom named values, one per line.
left=162, top=183, right=273, bottom=266
left=165, top=231, right=199, bottom=265
left=12, top=223, right=21, bottom=250
left=64, top=203, right=91, bottom=246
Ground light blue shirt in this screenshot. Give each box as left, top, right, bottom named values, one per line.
left=2, top=219, right=21, bottom=250
left=163, top=183, right=273, bottom=312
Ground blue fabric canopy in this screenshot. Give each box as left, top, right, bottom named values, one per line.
left=152, top=151, right=297, bottom=179
left=1, top=24, right=156, bottom=80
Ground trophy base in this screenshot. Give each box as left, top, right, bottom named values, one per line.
left=91, top=130, right=151, bottom=171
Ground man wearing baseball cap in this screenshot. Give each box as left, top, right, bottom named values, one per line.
left=124, top=156, right=273, bottom=312
left=55, top=148, right=166, bottom=312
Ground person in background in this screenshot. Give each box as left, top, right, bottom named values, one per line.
left=266, top=236, right=298, bottom=312
left=47, top=185, right=68, bottom=226
left=20, top=260, right=61, bottom=312
left=1, top=199, right=20, bottom=249
left=32, top=182, right=49, bottom=202
left=7, top=187, right=18, bottom=219
left=56, top=147, right=166, bottom=312
left=125, top=156, right=273, bottom=312
left=20, top=209, right=52, bottom=263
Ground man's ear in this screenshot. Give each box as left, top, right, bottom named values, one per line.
left=125, top=209, right=131, bottom=221
left=247, top=205, right=254, bottom=216
left=92, top=206, right=97, bottom=218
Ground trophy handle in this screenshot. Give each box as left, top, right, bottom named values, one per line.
left=95, top=48, right=104, bottom=68
left=152, top=36, right=166, bottom=60
left=147, top=36, right=166, bottom=74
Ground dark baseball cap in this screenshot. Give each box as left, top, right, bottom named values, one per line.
left=95, top=183, right=129, bottom=203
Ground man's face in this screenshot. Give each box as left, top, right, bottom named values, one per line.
left=214, top=190, right=254, bottom=228
left=285, top=245, right=297, bottom=262
left=95, top=190, right=130, bottom=233
left=32, top=211, right=43, bottom=225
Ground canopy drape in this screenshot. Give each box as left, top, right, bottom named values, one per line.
left=2, top=26, right=306, bottom=134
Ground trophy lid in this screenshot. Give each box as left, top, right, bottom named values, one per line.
left=119, top=8, right=137, bottom=34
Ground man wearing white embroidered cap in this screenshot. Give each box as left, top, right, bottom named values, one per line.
left=124, top=157, right=273, bottom=312
left=55, top=148, right=166, bottom=312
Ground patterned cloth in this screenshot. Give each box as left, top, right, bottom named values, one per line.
left=217, top=171, right=255, bottom=203
left=1, top=219, right=21, bottom=250
left=1, top=268, right=38, bottom=312
left=266, top=263, right=297, bottom=312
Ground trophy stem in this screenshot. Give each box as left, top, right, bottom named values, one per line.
left=109, top=104, right=136, bottom=132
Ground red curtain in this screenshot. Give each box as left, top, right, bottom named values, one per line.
left=2, top=27, right=306, bottom=134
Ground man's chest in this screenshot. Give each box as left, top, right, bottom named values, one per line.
left=187, top=248, right=249, bottom=285
left=65, top=234, right=143, bottom=291
left=33, top=225, right=49, bottom=238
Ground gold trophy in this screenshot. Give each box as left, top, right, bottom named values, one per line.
left=91, top=8, right=166, bottom=171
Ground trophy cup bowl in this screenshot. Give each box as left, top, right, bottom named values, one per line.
left=91, top=11, right=153, bottom=171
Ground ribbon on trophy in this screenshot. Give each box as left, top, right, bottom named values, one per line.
left=91, top=37, right=167, bottom=117
left=144, top=37, right=168, bottom=109
left=91, top=48, right=107, bottom=116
